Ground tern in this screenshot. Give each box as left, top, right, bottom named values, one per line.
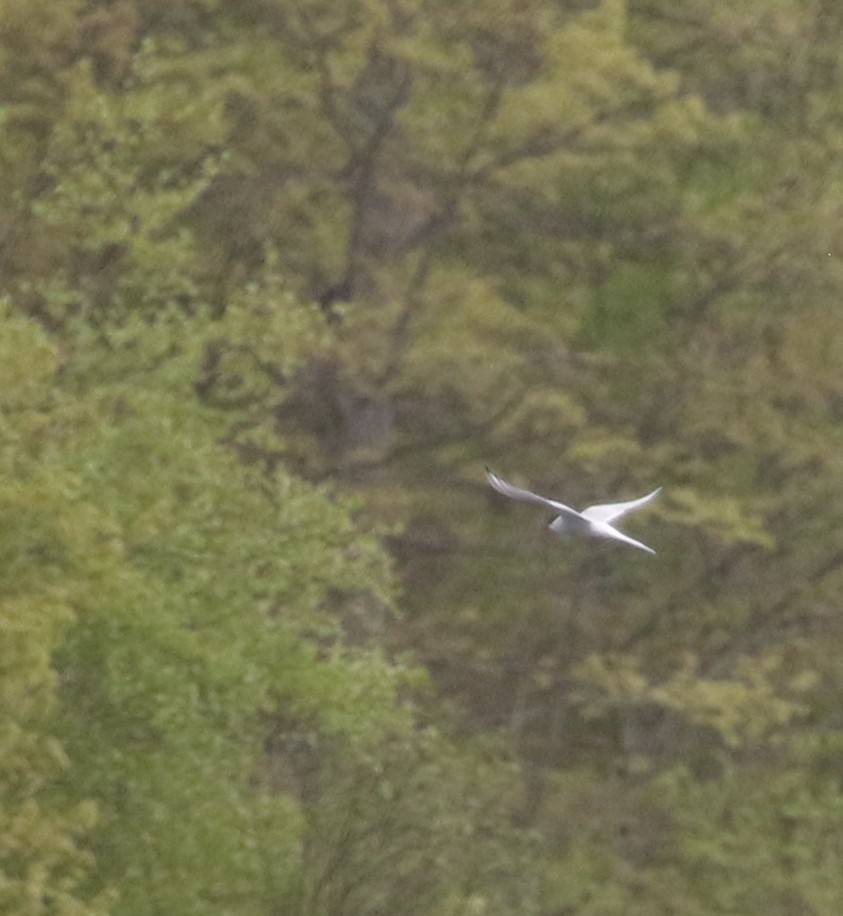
left=486, top=467, right=660, bottom=555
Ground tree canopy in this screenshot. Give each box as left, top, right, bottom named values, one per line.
left=2, top=1, right=843, bottom=913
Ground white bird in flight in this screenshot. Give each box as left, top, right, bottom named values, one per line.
left=486, top=467, right=660, bottom=555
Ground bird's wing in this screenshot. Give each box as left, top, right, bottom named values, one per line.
left=580, top=487, right=661, bottom=524
left=592, top=523, right=656, bottom=555
left=485, top=467, right=583, bottom=521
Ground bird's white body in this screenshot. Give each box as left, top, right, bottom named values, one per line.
left=486, top=467, right=660, bottom=555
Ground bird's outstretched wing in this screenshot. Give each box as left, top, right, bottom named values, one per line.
left=580, top=488, right=661, bottom=524
left=594, top=523, right=656, bottom=555
left=485, top=467, right=583, bottom=522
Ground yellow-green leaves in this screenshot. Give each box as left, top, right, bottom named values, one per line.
left=576, top=652, right=808, bottom=749
left=0, top=314, right=111, bottom=915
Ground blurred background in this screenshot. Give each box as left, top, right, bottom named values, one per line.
left=2, top=1, right=843, bottom=913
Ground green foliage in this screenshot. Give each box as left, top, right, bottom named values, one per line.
left=23, top=309, right=419, bottom=913
left=14, top=58, right=221, bottom=330
left=575, top=652, right=809, bottom=749
left=0, top=301, right=541, bottom=912
left=4, top=0, right=843, bottom=913
left=292, top=730, right=540, bottom=916
left=656, top=747, right=843, bottom=915
left=0, top=311, right=112, bottom=914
